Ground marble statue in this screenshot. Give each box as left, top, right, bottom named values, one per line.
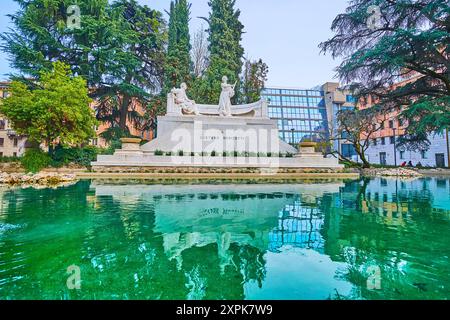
left=166, top=77, right=268, bottom=118
left=218, top=76, right=236, bottom=117
left=171, top=83, right=200, bottom=116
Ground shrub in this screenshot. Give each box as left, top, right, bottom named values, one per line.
left=285, top=152, right=294, bottom=158
left=51, top=145, right=100, bottom=167
left=155, top=150, right=164, bottom=156
left=101, top=139, right=122, bottom=155
left=0, top=156, right=21, bottom=163
left=267, top=152, right=272, bottom=158
left=190, top=152, right=195, bottom=157
left=211, top=151, right=217, bottom=157
left=165, top=151, right=173, bottom=156
left=233, top=151, right=239, bottom=157
left=21, top=148, right=51, bottom=173
left=178, top=150, right=184, bottom=156
left=222, top=151, right=228, bottom=157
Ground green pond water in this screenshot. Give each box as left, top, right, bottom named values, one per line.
left=0, top=178, right=449, bottom=300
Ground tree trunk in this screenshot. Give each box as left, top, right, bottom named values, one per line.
left=359, top=151, right=371, bottom=168
left=119, top=94, right=131, bottom=133
left=354, top=143, right=371, bottom=168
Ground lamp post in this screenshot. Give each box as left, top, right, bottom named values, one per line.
left=291, top=128, right=295, bottom=147
left=393, top=128, right=397, bottom=167
left=288, top=120, right=295, bottom=147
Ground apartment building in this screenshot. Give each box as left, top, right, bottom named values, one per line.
left=358, top=77, right=450, bottom=168
left=0, top=82, right=27, bottom=157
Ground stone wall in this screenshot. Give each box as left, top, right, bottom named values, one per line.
left=90, top=166, right=348, bottom=174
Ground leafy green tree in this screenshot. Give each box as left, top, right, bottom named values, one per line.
left=163, top=0, right=193, bottom=95
left=195, top=0, right=244, bottom=104
left=0, top=61, right=97, bottom=148
left=240, top=58, right=269, bottom=104
left=1, top=0, right=109, bottom=81
left=88, top=0, right=166, bottom=139
left=320, top=0, right=450, bottom=143
left=1, top=0, right=167, bottom=141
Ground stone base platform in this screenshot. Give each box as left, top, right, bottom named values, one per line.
left=92, top=139, right=343, bottom=171
left=91, top=154, right=343, bottom=171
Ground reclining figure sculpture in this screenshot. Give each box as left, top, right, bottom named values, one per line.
left=167, top=78, right=269, bottom=119
left=170, top=83, right=200, bottom=116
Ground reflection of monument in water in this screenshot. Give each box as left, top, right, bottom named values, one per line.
left=91, top=183, right=343, bottom=273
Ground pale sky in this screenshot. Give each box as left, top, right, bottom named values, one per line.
left=0, top=0, right=349, bottom=88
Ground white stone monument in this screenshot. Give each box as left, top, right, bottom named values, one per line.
left=92, top=79, right=343, bottom=170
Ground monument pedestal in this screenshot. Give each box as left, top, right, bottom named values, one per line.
left=141, top=115, right=296, bottom=155
left=114, top=138, right=144, bottom=156
left=92, top=84, right=343, bottom=170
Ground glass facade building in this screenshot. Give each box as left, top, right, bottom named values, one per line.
left=261, top=88, right=329, bottom=144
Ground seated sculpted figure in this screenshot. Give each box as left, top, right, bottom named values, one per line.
left=171, top=83, right=200, bottom=116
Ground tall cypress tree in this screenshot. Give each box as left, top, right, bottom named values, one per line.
left=197, top=0, right=244, bottom=104
left=163, top=0, right=193, bottom=94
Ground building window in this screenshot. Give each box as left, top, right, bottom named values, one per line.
left=421, top=150, right=428, bottom=159
left=398, top=119, right=404, bottom=127
left=346, top=95, right=356, bottom=103
left=2, top=91, right=9, bottom=98
left=0, top=152, right=3, bottom=157
left=342, top=144, right=357, bottom=157
left=381, top=137, right=386, bottom=145
left=380, top=122, right=385, bottom=130
left=389, top=120, right=394, bottom=129
left=400, top=151, right=405, bottom=160
left=13, top=138, right=18, bottom=147
left=373, top=139, right=377, bottom=146
left=0, top=138, right=4, bottom=147
left=13, top=152, right=17, bottom=157
left=390, top=136, right=395, bottom=144
left=0, top=120, right=5, bottom=130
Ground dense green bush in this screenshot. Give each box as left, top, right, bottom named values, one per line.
left=50, top=145, right=100, bottom=167
left=21, top=149, right=51, bottom=173
left=101, top=140, right=122, bottom=155
left=155, top=150, right=164, bottom=156
left=285, top=152, right=294, bottom=158
left=0, top=156, right=21, bottom=163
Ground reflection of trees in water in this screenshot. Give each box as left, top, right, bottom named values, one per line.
left=319, top=178, right=450, bottom=300
left=2, top=179, right=449, bottom=300
left=0, top=181, right=96, bottom=299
